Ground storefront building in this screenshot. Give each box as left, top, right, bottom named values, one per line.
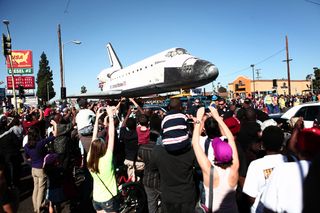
left=228, top=76, right=311, bottom=98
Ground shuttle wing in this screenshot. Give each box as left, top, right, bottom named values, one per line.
left=67, top=90, right=122, bottom=99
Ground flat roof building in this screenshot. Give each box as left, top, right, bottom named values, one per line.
left=228, top=76, right=311, bottom=98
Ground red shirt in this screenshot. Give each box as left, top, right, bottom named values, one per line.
left=22, top=120, right=39, bottom=134
left=136, top=125, right=150, bottom=145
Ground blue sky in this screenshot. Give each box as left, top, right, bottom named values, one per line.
left=1, top=0, right=320, bottom=98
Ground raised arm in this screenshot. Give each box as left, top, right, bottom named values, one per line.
left=50, top=119, right=58, bottom=137
left=129, top=98, right=144, bottom=115
left=192, top=107, right=212, bottom=177
left=288, top=117, right=304, bottom=155
left=121, top=107, right=132, bottom=127
left=209, top=107, right=239, bottom=175
left=92, top=107, right=106, bottom=141
left=106, top=106, right=116, bottom=152
left=115, top=97, right=126, bottom=111
left=38, top=108, right=43, bottom=121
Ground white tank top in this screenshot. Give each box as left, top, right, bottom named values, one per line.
left=204, top=166, right=239, bottom=213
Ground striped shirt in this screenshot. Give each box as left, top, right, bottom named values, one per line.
left=161, top=110, right=190, bottom=152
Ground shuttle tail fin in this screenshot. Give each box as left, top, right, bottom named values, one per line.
left=106, top=43, right=123, bottom=69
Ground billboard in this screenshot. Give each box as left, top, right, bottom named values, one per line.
left=6, top=76, right=35, bottom=89
left=6, top=50, right=33, bottom=68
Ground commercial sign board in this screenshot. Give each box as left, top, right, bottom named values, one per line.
left=6, top=89, right=35, bottom=96
left=6, top=50, right=33, bottom=68
left=6, top=76, right=35, bottom=89
left=7, top=68, right=33, bottom=75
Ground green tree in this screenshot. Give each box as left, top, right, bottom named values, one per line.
left=313, top=68, right=320, bottom=93
left=81, top=85, right=87, bottom=94
left=36, top=52, right=55, bottom=104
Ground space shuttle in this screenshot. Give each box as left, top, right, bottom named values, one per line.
left=68, top=43, right=219, bottom=99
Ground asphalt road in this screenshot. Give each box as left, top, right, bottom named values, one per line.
left=15, top=163, right=77, bottom=213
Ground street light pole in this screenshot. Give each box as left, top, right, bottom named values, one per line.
left=3, top=20, right=17, bottom=110
left=57, top=24, right=81, bottom=99
left=62, top=40, right=81, bottom=88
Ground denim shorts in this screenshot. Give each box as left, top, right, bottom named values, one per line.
left=92, top=196, right=119, bottom=212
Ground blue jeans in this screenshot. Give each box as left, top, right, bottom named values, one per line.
left=92, top=196, right=119, bottom=212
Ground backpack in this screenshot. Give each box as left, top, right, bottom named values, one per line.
left=78, top=124, right=94, bottom=136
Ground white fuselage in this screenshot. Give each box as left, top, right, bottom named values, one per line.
left=68, top=44, right=218, bottom=99
left=98, top=48, right=195, bottom=92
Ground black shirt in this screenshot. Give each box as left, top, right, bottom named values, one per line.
left=138, top=141, right=160, bottom=189
left=149, top=145, right=197, bottom=203
left=119, top=127, right=138, bottom=161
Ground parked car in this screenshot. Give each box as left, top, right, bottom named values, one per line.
left=280, top=102, right=320, bottom=128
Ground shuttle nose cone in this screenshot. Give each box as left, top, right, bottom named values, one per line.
left=193, top=60, right=219, bottom=81
left=205, top=64, right=219, bottom=78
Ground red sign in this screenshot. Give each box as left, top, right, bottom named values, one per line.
left=6, top=50, right=33, bottom=68
left=6, top=76, right=35, bottom=89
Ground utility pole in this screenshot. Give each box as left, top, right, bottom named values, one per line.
left=250, top=64, right=255, bottom=96
left=58, top=24, right=65, bottom=99
left=256, top=69, right=262, bottom=80
left=283, top=35, right=292, bottom=96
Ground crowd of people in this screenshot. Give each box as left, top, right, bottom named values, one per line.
left=0, top=93, right=319, bottom=213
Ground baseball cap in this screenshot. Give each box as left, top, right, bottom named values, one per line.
left=212, top=95, right=218, bottom=101
left=212, top=137, right=233, bottom=164
left=224, top=117, right=240, bottom=136
left=297, top=127, right=320, bottom=157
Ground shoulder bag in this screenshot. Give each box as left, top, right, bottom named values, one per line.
left=95, top=173, right=122, bottom=203
left=196, top=165, right=214, bottom=213
left=208, top=165, right=214, bottom=213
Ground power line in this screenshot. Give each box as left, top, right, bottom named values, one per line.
left=221, top=48, right=285, bottom=77
left=305, top=0, right=320, bottom=6
left=253, top=48, right=285, bottom=66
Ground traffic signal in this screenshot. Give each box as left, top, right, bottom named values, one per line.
left=2, top=33, right=12, bottom=56
left=61, top=87, right=66, bottom=99
left=273, top=79, right=277, bottom=88
left=18, top=85, right=25, bottom=98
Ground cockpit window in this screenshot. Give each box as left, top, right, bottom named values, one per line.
left=165, top=48, right=188, bottom=57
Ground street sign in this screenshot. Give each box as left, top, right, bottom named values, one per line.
left=6, top=50, right=33, bottom=68
left=7, top=68, right=33, bottom=75
left=24, top=96, right=38, bottom=107
left=6, top=76, right=35, bottom=89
